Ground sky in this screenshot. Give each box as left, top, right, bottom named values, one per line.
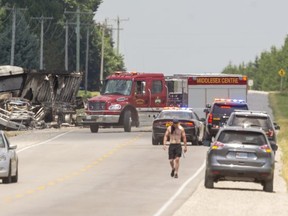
left=95, top=0, right=288, bottom=76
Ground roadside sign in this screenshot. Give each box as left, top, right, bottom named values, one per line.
left=278, top=69, right=286, bottom=77
left=248, top=79, right=254, bottom=87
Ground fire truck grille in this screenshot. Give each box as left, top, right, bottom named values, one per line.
left=89, top=101, right=106, bottom=110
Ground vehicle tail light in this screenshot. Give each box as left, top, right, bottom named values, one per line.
left=208, top=113, right=213, bottom=124
left=182, top=122, right=194, bottom=127
left=266, top=129, right=274, bottom=138
left=259, top=144, right=272, bottom=153
left=211, top=141, right=224, bottom=150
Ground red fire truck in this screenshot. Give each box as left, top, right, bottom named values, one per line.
left=82, top=71, right=169, bottom=133
left=82, top=72, right=248, bottom=133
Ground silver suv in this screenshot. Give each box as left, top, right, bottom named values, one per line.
left=205, top=126, right=275, bottom=192
left=226, top=110, right=280, bottom=153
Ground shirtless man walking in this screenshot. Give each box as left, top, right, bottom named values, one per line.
left=163, top=118, right=187, bottom=178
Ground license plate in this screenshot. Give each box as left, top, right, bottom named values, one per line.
left=166, top=122, right=172, bottom=127
left=236, top=152, right=248, bottom=159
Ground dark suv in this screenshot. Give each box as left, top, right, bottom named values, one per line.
left=204, top=98, right=249, bottom=141
left=226, top=110, right=280, bottom=153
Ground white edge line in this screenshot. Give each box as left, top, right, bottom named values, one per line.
left=153, top=161, right=206, bottom=216
left=17, top=131, right=72, bottom=153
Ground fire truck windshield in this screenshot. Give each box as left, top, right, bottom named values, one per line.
left=102, top=79, right=132, bottom=96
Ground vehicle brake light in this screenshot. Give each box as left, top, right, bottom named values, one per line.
left=220, top=105, right=231, bottom=109
left=208, top=113, right=213, bottom=124
left=211, top=141, right=225, bottom=150
left=266, top=129, right=274, bottom=137
left=183, top=122, right=194, bottom=127
left=259, top=144, right=272, bottom=153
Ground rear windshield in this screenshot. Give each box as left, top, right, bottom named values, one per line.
left=212, top=104, right=248, bottom=115
left=231, top=116, right=272, bottom=130
left=218, top=130, right=266, bottom=145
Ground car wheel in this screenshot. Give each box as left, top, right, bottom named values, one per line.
left=123, top=111, right=132, bottom=132
left=2, top=162, right=12, bottom=184
left=90, top=125, right=99, bottom=133
left=263, top=178, right=273, bottom=192
left=11, top=162, right=18, bottom=183
left=152, top=137, right=158, bottom=145
left=204, top=170, right=214, bottom=189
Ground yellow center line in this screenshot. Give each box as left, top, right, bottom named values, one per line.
left=1, top=133, right=145, bottom=204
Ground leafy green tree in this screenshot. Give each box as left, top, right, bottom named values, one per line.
left=0, top=10, right=39, bottom=68
left=222, top=36, right=288, bottom=92
left=0, top=0, right=125, bottom=90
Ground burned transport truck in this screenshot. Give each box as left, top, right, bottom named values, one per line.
left=0, top=65, right=83, bottom=130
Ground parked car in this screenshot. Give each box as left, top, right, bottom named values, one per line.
left=152, top=107, right=205, bottom=145
left=203, top=98, right=249, bottom=142
left=204, top=126, right=275, bottom=192
left=226, top=110, right=280, bottom=153
left=0, top=130, right=18, bottom=184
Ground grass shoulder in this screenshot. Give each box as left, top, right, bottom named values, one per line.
left=269, top=91, right=288, bottom=190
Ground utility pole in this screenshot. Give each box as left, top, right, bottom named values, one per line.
left=32, top=16, right=53, bottom=70
left=65, top=7, right=94, bottom=73
left=112, top=16, right=129, bottom=55
left=100, top=19, right=107, bottom=83
left=65, top=20, right=69, bottom=71
left=5, top=6, right=27, bottom=65
left=85, top=27, right=90, bottom=94
left=10, top=7, right=16, bottom=66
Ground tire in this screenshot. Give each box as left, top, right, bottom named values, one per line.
left=2, top=162, right=12, bottom=184
left=263, top=178, right=273, bottom=192
left=11, top=163, right=18, bottom=183
left=123, top=111, right=132, bottom=132
left=152, top=137, right=158, bottom=145
left=90, top=125, right=99, bottom=133
left=204, top=170, right=214, bottom=189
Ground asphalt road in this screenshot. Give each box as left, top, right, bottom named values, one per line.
left=1, top=90, right=287, bottom=216
left=1, top=127, right=207, bottom=216
left=173, top=90, right=288, bottom=216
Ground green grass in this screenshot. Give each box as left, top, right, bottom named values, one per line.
left=269, top=92, right=288, bottom=189
left=77, top=90, right=99, bottom=100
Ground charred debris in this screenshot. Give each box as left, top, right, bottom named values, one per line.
left=0, top=65, right=84, bottom=130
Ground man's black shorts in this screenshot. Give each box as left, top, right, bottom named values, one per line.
left=168, top=144, right=182, bottom=159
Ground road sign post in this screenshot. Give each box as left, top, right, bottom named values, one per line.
left=278, top=69, right=286, bottom=92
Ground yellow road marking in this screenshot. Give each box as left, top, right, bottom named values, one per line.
left=1, top=133, right=144, bottom=204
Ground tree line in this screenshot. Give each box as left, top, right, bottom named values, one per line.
left=222, top=36, right=288, bottom=92
left=0, top=0, right=124, bottom=91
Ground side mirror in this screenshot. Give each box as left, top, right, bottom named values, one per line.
left=203, top=108, right=209, bottom=113
left=274, top=122, right=280, bottom=130
left=206, top=104, right=211, bottom=108
left=269, top=141, right=278, bottom=151
left=9, top=145, right=17, bottom=150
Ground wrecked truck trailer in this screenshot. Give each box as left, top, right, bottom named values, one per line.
left=0, top=65, right=83, bottom=130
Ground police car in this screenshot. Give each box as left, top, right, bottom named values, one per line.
left=152, top=107, right=205, bottom=145
left=203, top=98, right=249, bottom=142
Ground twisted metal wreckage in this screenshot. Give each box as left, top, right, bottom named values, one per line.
left=0, top=65, right=83, bottom=130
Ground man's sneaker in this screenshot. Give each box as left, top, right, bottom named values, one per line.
left=174, top=173, right=178, bottom=178
left=171, top=169, right=175, bottom=177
